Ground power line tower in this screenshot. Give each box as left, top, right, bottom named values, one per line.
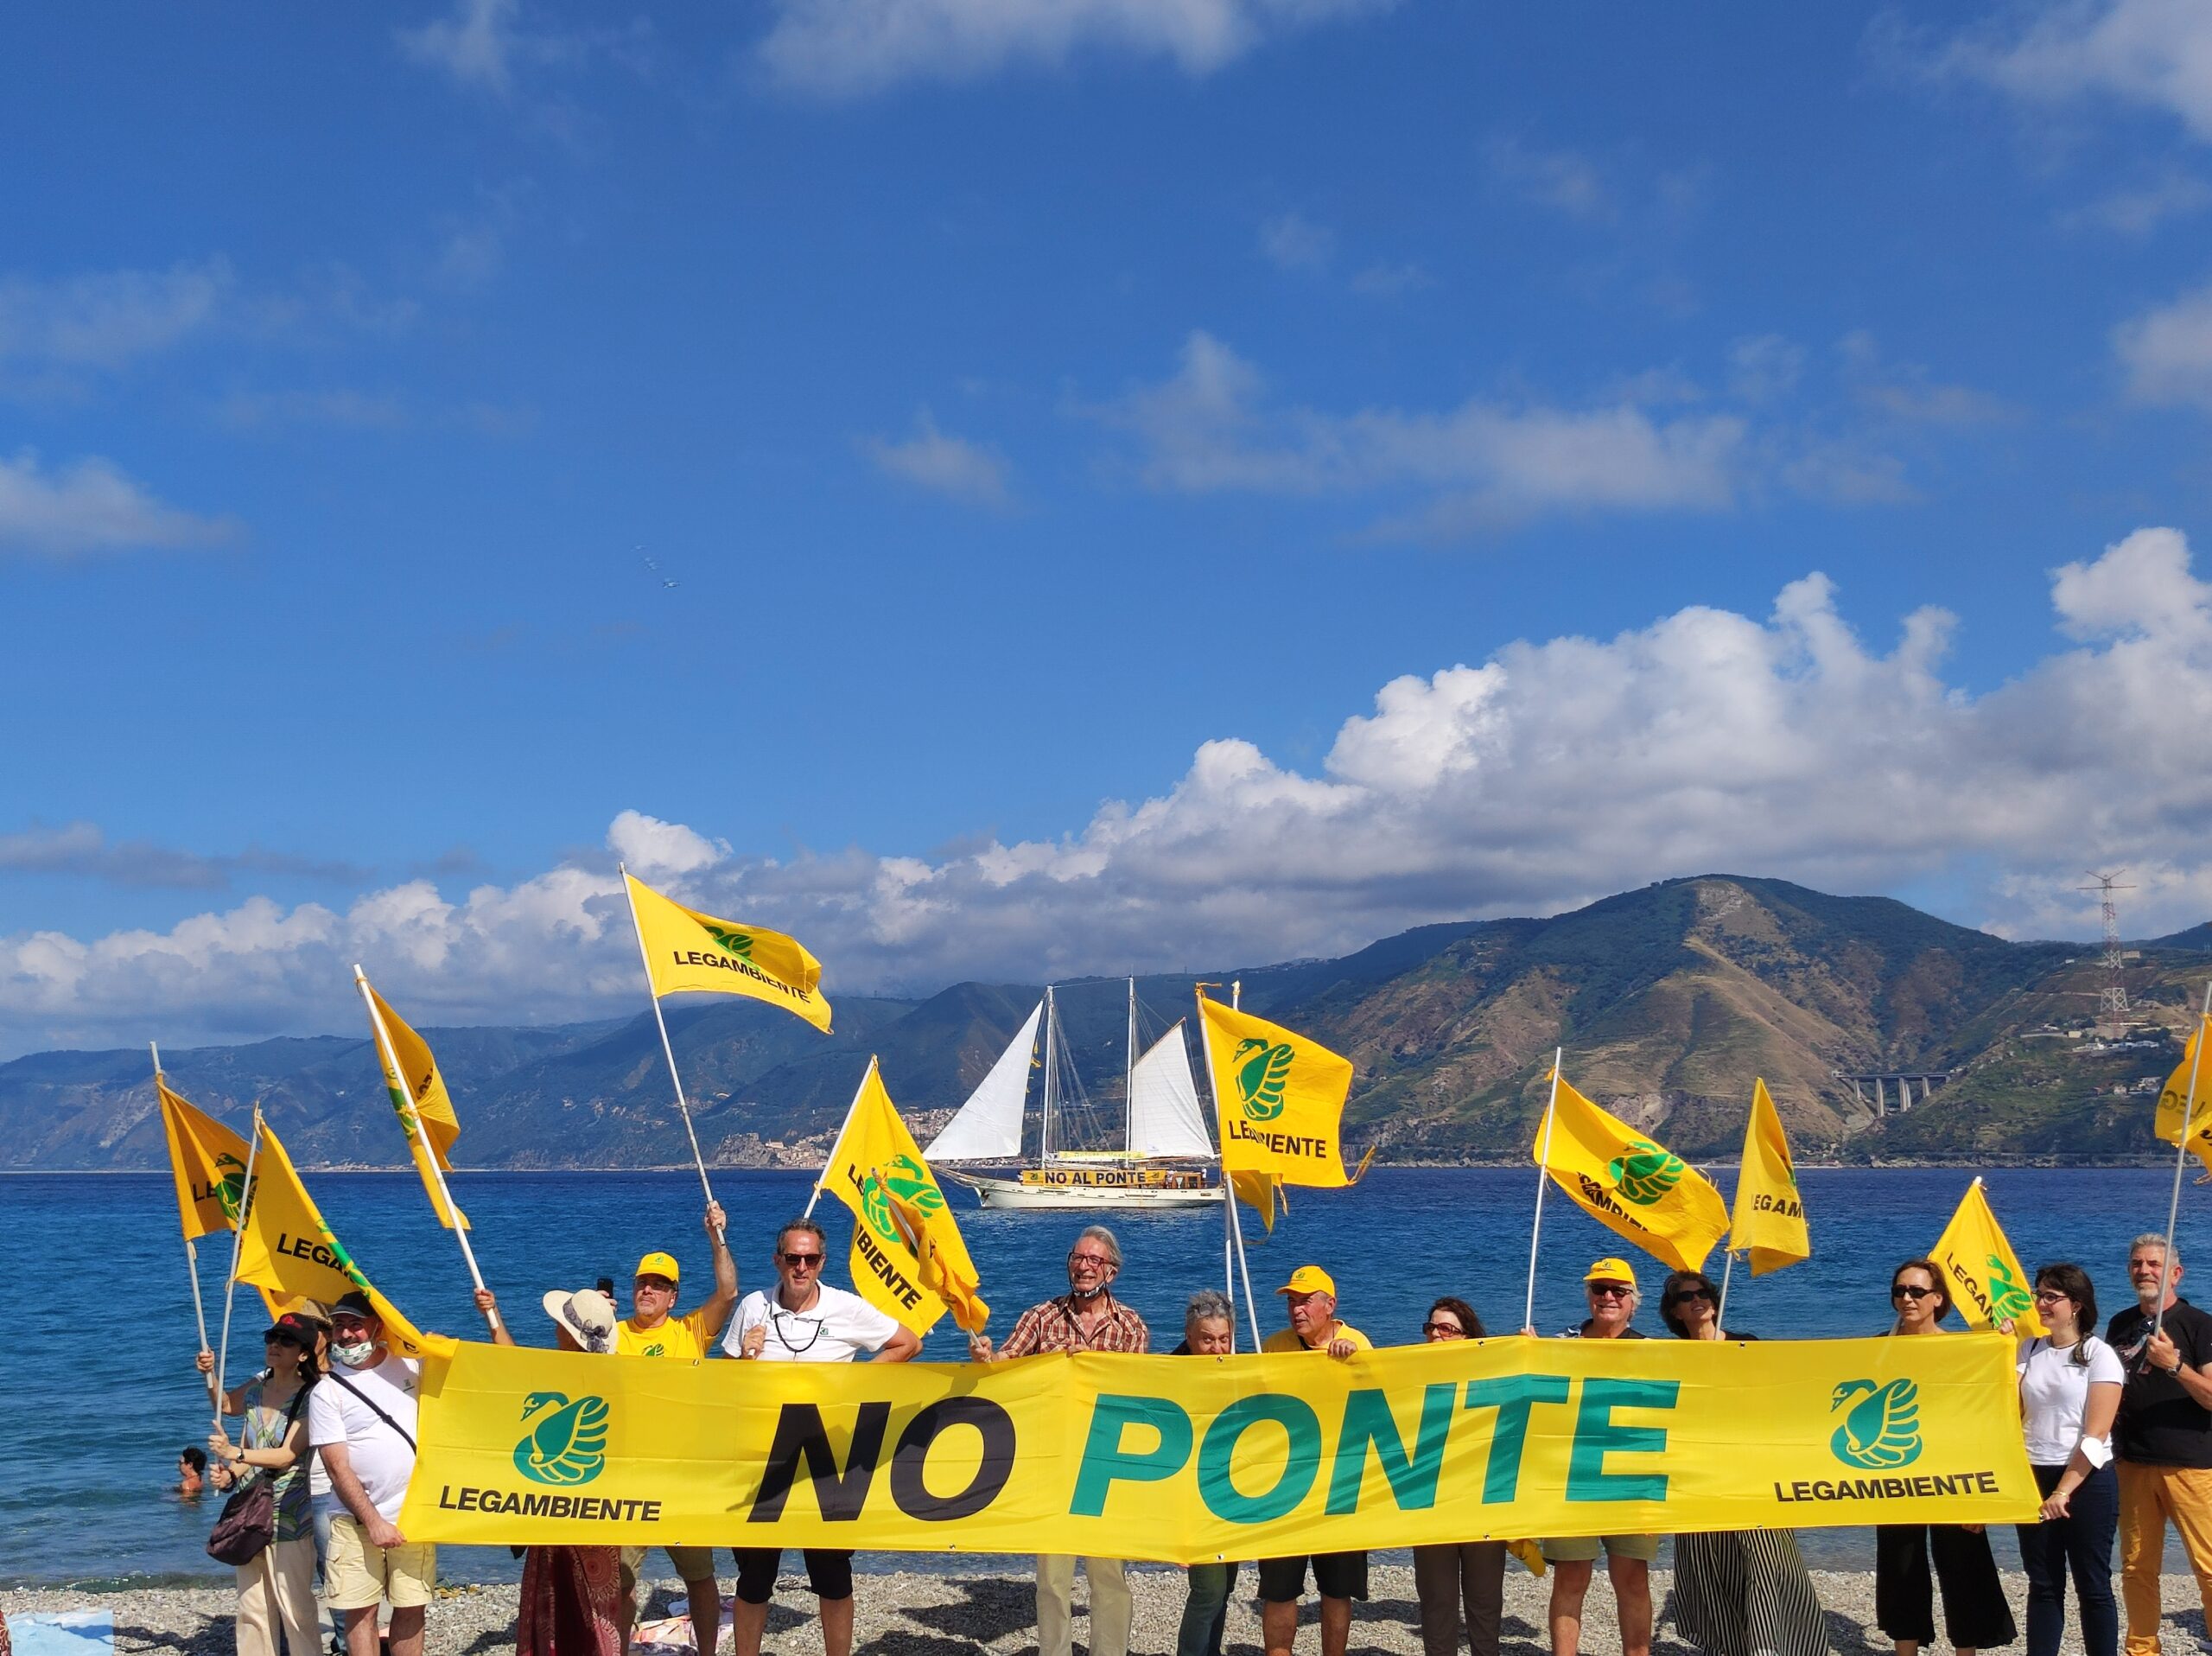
left=2081, top=870, right=2135, bottom=1021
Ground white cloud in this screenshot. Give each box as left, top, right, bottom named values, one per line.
left=0, top=452, right=235, bottom=560
left=1093, top=330, right=1745, bottom=531
left=2116, top=280, right=2212, bottom=406
left=1839, top=332, right=2019, bottom=425
left=0, top=259, right=232, bottom=373
left=33, top=527, right=2212, bottom=1051
left=864, top=410, right=1013, bottom=506
left=1482, top=135, right=1611, bottom=221
left=1259, top=211, right=1335, bottom=271
left=756, top=0, right=1391, bottom=97
left=398, top=0, right=527, bottom=95
left=1928, top=0, right=2212, bottom=140
left=2060, top=171, right=2212, bottom=234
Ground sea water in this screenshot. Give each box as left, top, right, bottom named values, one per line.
left=0, top=1165, right=2170, bottom=1587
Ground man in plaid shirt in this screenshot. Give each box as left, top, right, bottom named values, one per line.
left=969, top=1224, right=1148, bottom=1656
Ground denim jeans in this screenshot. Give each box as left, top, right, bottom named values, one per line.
left=1179, top=1562, right=1237, bottom=1656
left=2018, top=1462, right=2118, bottom=1656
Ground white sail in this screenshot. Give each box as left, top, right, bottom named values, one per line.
left=1127, top=1021, right=1214, bottom=1161
left=925, top=1002, right=1043, bottom=1162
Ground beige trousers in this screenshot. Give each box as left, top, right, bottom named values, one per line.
left=236, top=1535, right=321, bottom=1656
left=1037, top=1556, right=1132, bottom=1656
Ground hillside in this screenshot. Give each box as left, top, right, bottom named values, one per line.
left=3, top=874, right=2199, bottom=1169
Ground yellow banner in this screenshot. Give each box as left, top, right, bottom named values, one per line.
left=2157, top=1016, right=2212, bottom=1181
left=160, top=1080, right=252, bottom=1243
left=364, top=982, right=467, bottom=1231
left=819, top=1061, right=983, bottom=1335
left=1535, top=1074, right=1730, bottom=1273
left=232, top=1121, right=454, bottom=1360
left=626, top=871, right=831, bottom=1033
left=402, top=1332, right=2035, bottom=1557
left=1198, top=997, right=1356, bottom=1188
left=1929, top=1178, right=2047, bottom=1339
left=1730, top=1079, right=1808, bottom=1277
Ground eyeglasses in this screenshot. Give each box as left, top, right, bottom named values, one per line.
left=2034, top=1289, right=2070, bottom=1304
left=1665, top=1287, right=1714, bottom=1305
left=1421, top=1321, right=1466, bottom=1337
left=1068, top=1252, right=1114, bottom=1269
left=1891, top=1284, right=1936, bottom=1301
left=779, top=1252, right=823, bottom=1268
left=1588, top=1283, right=1634, bottom=1299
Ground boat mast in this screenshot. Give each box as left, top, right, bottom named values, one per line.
left=1125, top=977, right=1137, bottom=1160
left=1041, top=984, right=1058, bottom=1167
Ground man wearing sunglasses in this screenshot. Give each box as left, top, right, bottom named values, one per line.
left=1541, top=1259, right=1656, bottom=1656
left=723, top=1216, right=918, bottom=1656
left=970, top=1225, right=1148, bottom=1656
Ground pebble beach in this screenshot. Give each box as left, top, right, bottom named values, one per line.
left=4, top=1564, right=2192, bottom=1656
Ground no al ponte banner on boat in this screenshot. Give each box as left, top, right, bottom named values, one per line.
left=401, top=1333, right=2035, bottom=1559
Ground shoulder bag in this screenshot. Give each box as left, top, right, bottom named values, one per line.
left=206, top=1385, right=307, bottom=1566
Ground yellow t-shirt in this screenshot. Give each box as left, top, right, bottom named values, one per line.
left=1263, top=1321, right=1372, bottom=1353
left=616, top=1305, right=719, bottom=1360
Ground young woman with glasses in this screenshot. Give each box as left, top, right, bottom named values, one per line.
left=2014, top=1264, right=2120, bottom=1656
left=1656, top=1270, right=1828, bottom=1656
left=1875, top=1260, right=2018, bottom=1656
left=1411, top=1298, right=1508, bottom=1656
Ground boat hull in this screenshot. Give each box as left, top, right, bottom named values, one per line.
left=943, top=1169, right=1224, bottom=1209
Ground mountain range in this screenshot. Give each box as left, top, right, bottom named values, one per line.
left=6, top=874, right=2201, bottom=1170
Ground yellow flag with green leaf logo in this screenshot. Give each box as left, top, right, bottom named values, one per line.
left=624, top=870, right=831, bottom=1032
left=2156, top=1016, right=2212, bottom=1181
left=159, top=1080, right=253, bottom=1243
left=1534, top=1073, right=1730, bottom=1273
left=1929, top=1177, right=2046, bottom=1338
left=1198, top=997, right=1365, bottom=1194
left=820, top=1060, right=982, bottom=1335
left=1730, top=1079, right=1809, bottom=1277
left=232, top=1119, right=454, bottom=1360
left=362, top=980, right=467, bottom=1231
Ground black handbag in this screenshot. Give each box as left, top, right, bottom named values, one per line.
left=206, top=1384, right=306, bottom=1566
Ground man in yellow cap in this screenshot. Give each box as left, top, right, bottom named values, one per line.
left=1541, top=1258, right=1655, bottom=1656
left=614, top=1201, right=736, bottom=1652
left=1258, top=1265, right=1370, bottom=1656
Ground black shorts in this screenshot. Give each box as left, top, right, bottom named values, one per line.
left=1257, top=1551, right=1367, bottom=1603
left=730, top=1547, right=855, bottom=1604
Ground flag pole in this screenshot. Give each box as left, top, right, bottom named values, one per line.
left=2155, top=980, right=2212, bottom=1339
left=354, top=967, right=499, bottom=1336
left=1196, top=983, right=1265, bottom=1349
left=807, top=1060, right=874, bottom=1221
left=1718, top=1247, right=1735, bottom=1330
left=1226, top=980, right=1265, bottom=1346
left=156, top=1042, right=215, bottom=1394
left=619, top=864, right=719, bottom=1216
left=213, top=1106, right=264, bottom=1431
left=1523, top=1049, right=1564, bottom=1334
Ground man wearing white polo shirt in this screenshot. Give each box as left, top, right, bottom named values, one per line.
left=725, top=1216, right=918, bottom=1656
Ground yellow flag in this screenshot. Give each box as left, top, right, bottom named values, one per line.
left=1534, top=1073, right=1730, bottom=1273
left=882, top=1181, right=989, bottom=1334
left=624, top=870, right=831, bottom=1033
left=1929, top=1177, right=2046, bottom=1338
left=2157, top=1016, right=2212, bottom=1181
left=819, top=1060, right=982, bottom=1334
left=1198, top=997, right=1358, bottom=1188
left=1230, top=1169, right=1284, bottom=1231
left=232, top=1119, right=454, bottom=1360
left=160, top=1080, right=253, bottom=1243
left=362, top=981, right=468, bottom=1231
left=1730, top=1079, right=1809, bottom=1277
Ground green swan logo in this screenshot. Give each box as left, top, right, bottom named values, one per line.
left=213, top=1152, right=248, bottom=1221
left=1829, top=1378, right=1922, bottom=1469
left=861, top=1154, right=945, bottom=1242
left=1608, top=1139, right=1685, bottom=1206
left=1986, top=1256, right=2033, bottom=1322
left=513, top=1392, right=610, bottom=1486
left=1232, top=1039, right=1294, bottom=1122
left=703, top=925, right=753, bottom=959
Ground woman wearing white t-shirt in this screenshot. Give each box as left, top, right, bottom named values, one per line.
left=2016, top=1262, right=2122, bottom=1656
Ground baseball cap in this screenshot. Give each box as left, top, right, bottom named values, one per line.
left=262, top=1312, right=321, bottom=1346
left=331, top=1290, right=377, bottom=1321
left=1584, top=1258, right=1638, bottom=1289
left=1276, top=1265, right=1337, bottom=1298
left=635, top=1251, right=681, bottom=1284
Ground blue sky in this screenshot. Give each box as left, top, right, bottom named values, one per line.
left=10, top=0, right=2212, bottom=1052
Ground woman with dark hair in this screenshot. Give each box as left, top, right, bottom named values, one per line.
left=2016, top=1263, right=2120, bottom=1656
left=1657, top=1269, right=1828, bottom=1656
left=206, top=1312, right=322, bottom=1656
left=1411, top=1297, right=1508, bottom=1656
left=1877, top=1260, right=2017, bottom=1656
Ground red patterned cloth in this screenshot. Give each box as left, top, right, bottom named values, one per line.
left=518, top=1545, right=622, bottom=1656
left=997, top=1291, right=1149, bottom=1356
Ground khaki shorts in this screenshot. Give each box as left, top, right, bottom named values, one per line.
left=326, top=1513, right=437, bottom=1610
left=620, top=1545, right=719, bottom=1596
left=1541, top=1533, right=1660, bottom=1565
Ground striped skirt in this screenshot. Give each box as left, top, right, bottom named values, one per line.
left=1669, top=1529, right=1829, bottom=1656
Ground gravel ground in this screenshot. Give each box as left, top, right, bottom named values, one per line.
left=4, top=1565, right=2196, bottom=1656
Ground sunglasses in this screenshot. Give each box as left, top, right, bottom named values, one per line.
left=1588, top=1283, right=1634, bottom=1299
left=1891, top=1284, right=1936, bottom=1300
left=779, top=1252, right=824, bottom=1267
left=1665, top=1288, right=1714, bottom=1305
left=1422, top=1321, right=1466, bottom=1337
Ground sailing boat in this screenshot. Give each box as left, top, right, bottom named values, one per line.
left=925, top=981, right=1224, bottom=1208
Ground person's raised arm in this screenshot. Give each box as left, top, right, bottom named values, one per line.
left=475, top=1289, right=517, bottom=1347
left=697, top=1202, right=739, bottom=1337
